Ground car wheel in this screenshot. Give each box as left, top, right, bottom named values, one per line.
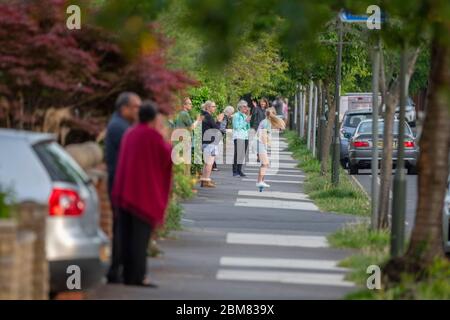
left=407, top=165, right=418, bottom=175
left=349, top=164, right=359, bottom=175
left=340, top=159, right=348, bottom=169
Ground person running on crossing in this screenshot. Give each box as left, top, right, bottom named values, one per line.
left=256, top=107, right=285, bottom=189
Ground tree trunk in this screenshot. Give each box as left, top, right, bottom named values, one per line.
left=378, top=48, right=420, bottom=229
left=378, top=95, right=397, bottom=228
left=404, top=27, right=450, bottom=265
left=320, top=81, right=335, bottom=176
left=317, top=80, right=323, bottom=161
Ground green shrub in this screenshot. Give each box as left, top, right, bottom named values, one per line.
left=173, top=163, right=194, bottom=200
left=0, top=187, right=12, bottom=219
left=158, top=199, right=183, bottom=238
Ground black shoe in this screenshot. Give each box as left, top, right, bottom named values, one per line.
left=107, top=276, right=122, bottom=284
left=239, top=172, right=247, bottom=177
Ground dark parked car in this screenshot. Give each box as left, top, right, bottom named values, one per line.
left=348, top=119, right=418, bottom=175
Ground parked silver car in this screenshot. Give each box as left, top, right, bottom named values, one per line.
left=0, top=129, right=109, bottom=293
left=395, top=97, right=416, bottom=127
left=348, top=119, right=418, bottom=175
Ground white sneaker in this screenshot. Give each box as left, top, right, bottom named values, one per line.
left=256, top=182, right=270, bottom=188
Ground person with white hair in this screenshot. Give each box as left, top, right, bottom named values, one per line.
left=232, top=100, right=251, bottom=177
left=220, top=106, right=235, bottom=134
left=200, top=101, right=224, bottom=187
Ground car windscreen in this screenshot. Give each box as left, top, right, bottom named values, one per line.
left=343, top=114, right=372, bottom=128
left=357, top=121, right=412, bottom=136
left=33, top=141, right=90, bottom=185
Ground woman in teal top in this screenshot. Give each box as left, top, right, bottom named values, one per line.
left=232, top=100, right=251, bottom=176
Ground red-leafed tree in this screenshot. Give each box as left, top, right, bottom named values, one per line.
left=0, top=0, right=196, bottom=137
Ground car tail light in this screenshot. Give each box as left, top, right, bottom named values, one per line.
left=49, top=188, right=85, bottom=217
left=353, top=140, right=370, bottom=148
left=404, top=141, right=415, bottom=148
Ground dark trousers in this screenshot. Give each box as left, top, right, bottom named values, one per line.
left=233, top=139, right=248, bottom=174
left=119, top=208, right=152, bottom=285
left=107, top=180, right=122, bottom=283
left=106, top=207, right=122, bottom=282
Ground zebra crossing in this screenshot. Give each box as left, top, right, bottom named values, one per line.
left=214, top=137, right=354, bottom=289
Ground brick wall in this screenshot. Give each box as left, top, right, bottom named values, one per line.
left=0, top=202, right=48, bottom=300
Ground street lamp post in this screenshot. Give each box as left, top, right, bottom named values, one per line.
left=332, top=19, right=343, bottom=186
left=391, top=47, right=408, bottom=257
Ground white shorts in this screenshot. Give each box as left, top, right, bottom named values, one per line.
left=202, top=144, right=218, bottom=157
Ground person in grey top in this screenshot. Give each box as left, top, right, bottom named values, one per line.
left=105, top=91, right=142, bottom=283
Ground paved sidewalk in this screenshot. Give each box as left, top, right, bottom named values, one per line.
left=88, top=137, right=361, bottom=299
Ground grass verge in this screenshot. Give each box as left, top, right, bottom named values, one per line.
left=328, top=222, right=450, bottom=299
left=284, top=130, right=370, bottom=216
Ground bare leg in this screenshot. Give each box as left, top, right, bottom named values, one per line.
left=202, top=156, right=215, bottom=180
left=257, top=153, right=269, bottom=183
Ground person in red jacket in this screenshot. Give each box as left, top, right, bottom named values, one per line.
left=112, top=101, right=173, bottom=287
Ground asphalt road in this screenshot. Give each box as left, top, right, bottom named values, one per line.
left=88, top=137, right=362, bottom=300
left=352, top=170, right=417, bottom=235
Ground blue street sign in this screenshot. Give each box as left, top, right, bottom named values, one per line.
left=339, top=10, right=386, bottom=24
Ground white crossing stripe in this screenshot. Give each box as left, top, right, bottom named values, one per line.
left=216, top=269, right=353, bottom=287
left=247, top=162, right=298, bottom=168
left=220, top=257, right=347, bottom=272
left=226, top=233, right=328, bottom=248
left=237, top=190, right=312, bottom=201
left=244, top=168, right=302, bottom=173
left=244, top=172, right=305, bottom=178
left=241, top=178, right=300, bottom=184
left=235, top=198, right=319, bottom=211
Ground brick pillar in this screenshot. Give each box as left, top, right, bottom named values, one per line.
left=0, top=220, right=18, bottom=299
left=17, top=202, right=49, bottom=300
left=16, top=231, right=36, bottom=299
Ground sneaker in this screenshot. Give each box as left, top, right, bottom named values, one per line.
left=239, top=172, right=247, bottom=177
left=201, top=180, right=216, bottom=188
left=256, top=181, right=270, bottom=188
left=233, top=172, right=239, bottom=177
left=212, top=168, right=219, bottom=171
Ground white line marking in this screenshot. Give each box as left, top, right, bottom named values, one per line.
left=220, top=257, right=347, bottom=272
left=226, top=233, right=328, bottom=248
left=216, top=269, right=353, bottom=287
left=235, top=198, right=319, bottom=211
left=237, top=190, right=312, bottom=201
left=244, top=168, right=302, bottom=173
left=241, top=178, right=301, bottom=184
left=244, top=172, right=305, bottom=178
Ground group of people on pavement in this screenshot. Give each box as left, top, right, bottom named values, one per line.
left=105, top=92, right=172, bottom=287
left=104, top=92, right=288, bottom=287
left=174, top=96, right=287, bottom=189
